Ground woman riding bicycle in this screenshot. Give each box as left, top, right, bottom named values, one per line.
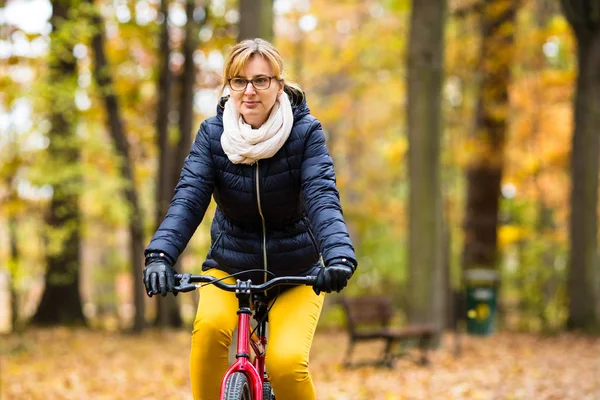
left=143, top=38, right=357, bottom=400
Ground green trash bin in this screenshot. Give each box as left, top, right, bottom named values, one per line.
left=464, top=269, right=499, bottom=335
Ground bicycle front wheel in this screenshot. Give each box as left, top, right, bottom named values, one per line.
left=263, top=381, right=275, bottom=400
left=223, top=372, right=252, bottom=400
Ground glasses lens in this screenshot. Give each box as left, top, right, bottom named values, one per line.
left=230, top=78, right=246, bottom=91
left=252, top=77, right=270, bottom=90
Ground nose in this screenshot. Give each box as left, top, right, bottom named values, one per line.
left=244, top=81, right=257, bottom=95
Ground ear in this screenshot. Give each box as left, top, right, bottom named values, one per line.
left=277, top=80, right=284, bottom=96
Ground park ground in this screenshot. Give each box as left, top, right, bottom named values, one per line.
left=2, top=328, right=599, bottom=399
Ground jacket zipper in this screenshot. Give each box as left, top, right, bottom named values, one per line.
left=255, top=161, right=268, bottom=282
left=208, top=231, right=224, bottom=258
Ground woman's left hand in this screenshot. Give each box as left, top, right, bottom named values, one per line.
left=313, top=264, right=353, bottom=295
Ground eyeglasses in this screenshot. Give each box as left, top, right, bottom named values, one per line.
left=228, top=75, right=277, bottom=91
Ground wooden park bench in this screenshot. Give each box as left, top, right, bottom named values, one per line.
left=339, top=295, right=436, bottom=368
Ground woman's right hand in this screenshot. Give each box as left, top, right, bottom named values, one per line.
left=143, top=259, right=177, bottom=297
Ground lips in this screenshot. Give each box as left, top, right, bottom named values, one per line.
left=244, top=101, right=260, bottom=108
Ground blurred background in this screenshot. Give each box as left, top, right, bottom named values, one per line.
left=0, top=0, right=598, bottom=339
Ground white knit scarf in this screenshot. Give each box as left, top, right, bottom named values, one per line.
left=221, top=92, right=294, bottom=165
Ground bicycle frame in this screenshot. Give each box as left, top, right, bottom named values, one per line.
left=219, top=292, right=268, bottom=399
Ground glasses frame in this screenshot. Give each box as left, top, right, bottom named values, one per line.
left=228, top=76, right=278, bottom=91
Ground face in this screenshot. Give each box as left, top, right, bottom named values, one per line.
left=229, top=55, right=283, bottom=129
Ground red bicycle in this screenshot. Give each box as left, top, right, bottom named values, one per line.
left=175, top=272, right=318, bottom=400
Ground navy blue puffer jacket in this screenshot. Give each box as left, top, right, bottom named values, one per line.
left=145, top=90, right=357, bottom=282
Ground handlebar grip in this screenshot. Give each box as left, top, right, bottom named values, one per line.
left=306, top=275, right=319, bottom=294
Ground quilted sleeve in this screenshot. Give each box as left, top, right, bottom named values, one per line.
left=145, top=121, right=216, bottom=264
left=300, top=120, right=357, bottom=269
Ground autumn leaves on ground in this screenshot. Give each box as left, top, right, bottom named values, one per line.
left=2, top=328, right=599, bottom=400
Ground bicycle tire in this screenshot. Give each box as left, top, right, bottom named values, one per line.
left=223, top=372, right=252, bottom=400
left=263, top=381, right=275, bottom=400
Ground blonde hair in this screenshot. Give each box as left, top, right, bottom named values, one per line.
left=218, top=38, right=304, bottom=102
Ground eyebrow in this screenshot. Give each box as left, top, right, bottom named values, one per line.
left=233, top=74, right=271, bottom=79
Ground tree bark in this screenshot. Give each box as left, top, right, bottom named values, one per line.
left=462, top=0, right=517, bottom=271
left=177, top=0, right=198, bottom=169
left=155, top=0, right=174, bottom=236
left=406, top=0, right=447, bottom=329
left=153, top=0, right=180, bottom=328
left=31, top=0, right=86, bottom=327
left=8, top=217, right=21, bottom=331
left=561, top=0, right=600, bottom=331
left=238, top=0, right=274, bottom=42
left=88, top=0, right=146, bottom=333
left=154, top=0, right=203, bottom=327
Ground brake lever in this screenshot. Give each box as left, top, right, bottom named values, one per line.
left=173, top=273, right=196, bottom=293
left=173, top=284, right=197, bottom=293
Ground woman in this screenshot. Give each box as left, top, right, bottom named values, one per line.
left=143, top=38, right=357, bottom=400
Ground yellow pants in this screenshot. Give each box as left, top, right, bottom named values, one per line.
left=190, top=269, right=324, bottom=400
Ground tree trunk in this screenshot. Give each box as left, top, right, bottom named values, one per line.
left=8, top=217, right=21, bottom=331
left=177, top=0, right=198, bottom=169
left=31, top=0, right=86, bottom=327
left=155, top=0, right=174, bottom=238
left=462, top=0, right=517, bottom=271
left=88, top=1, right=146, bottom=333
left=153, top=0, right=180, bottom=328
left=154, top=0, right=203, bottom=328
left=561, top=0, right=600, bottom=331
left=238, top=0, right=274, bottom=42
left=406, top=0, right=447, bottom=329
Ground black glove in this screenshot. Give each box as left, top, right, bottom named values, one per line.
left=313, top=263, right=354, bottom=295
left=143, top=257, right=177, bottom=297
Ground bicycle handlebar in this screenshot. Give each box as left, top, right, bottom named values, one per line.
left=173, top=273, right=318, bottom=294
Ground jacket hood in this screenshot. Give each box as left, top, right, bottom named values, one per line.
left=216, top=87, right=310, bottom=123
